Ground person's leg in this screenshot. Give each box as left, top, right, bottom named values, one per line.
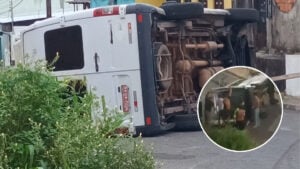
left=267, top=80, right=278, bottom=104
left=254, top=108, right=260, bottom=128
left=236, top=121, right=245, bottom=130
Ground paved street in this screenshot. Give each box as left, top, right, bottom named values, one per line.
left=144, top=109, right=300, bottom=169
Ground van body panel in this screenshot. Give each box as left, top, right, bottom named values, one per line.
left=22, top=7, right=146, bottom=130
left=18, top=3, right=258, bottom=135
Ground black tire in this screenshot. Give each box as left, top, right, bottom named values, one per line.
left=161, top=2, right=204, bottom=20
left=172, top=114, right=202, bottom=131
left=225, top=8, right=259, bottom=23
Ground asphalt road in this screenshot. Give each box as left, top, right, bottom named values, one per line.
left=143, top=109, right=300, bottom=169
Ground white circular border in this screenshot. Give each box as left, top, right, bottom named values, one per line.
left=196, top=66, right=284, bottom=153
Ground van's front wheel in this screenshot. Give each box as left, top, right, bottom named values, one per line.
left=225, top=8, right=259, bottom=24
left=172, top=114, right=201, bottom=131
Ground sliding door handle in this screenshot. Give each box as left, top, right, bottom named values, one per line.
left=94, top=52, right=99, bottom=72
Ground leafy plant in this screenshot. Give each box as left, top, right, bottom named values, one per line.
left=0, top=64, right=63, bottom=168
left=0, top=63, right=155, bottom=169
left=47, top=93, right=154, bottom=169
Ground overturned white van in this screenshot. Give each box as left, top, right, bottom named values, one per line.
left=15, top=2, right=259, bottom=135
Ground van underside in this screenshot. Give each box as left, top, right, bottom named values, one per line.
left=151, top=2, right=258, bottom=129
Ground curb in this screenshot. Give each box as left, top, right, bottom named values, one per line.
left=283, top=103, right=300, bottom=111
left=282, top=94, right=300, bottom=112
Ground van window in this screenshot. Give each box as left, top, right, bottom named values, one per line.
left=44, top=25, right=84, bottom=71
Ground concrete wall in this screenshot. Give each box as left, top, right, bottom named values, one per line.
left=285, top=54, right=300, bottom=96
left=256, top=51, right=285, bottom=91
left=267, top=1, right=300, bottom=53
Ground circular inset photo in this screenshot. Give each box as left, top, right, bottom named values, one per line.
left=197, top=66, right=283, bottom=152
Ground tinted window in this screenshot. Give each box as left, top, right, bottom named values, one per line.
left=44, top=25, right=84, bottom=71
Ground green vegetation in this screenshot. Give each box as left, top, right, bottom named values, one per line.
left=0, top=64, right=155, bottom=169
left=206, top=126, right=256, bottom=151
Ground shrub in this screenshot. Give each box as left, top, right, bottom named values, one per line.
left=0, top=64, right=155, bottom=169
left=47, top=95, right=155, bottom=169
left=0, top=64, right=63, bottom=168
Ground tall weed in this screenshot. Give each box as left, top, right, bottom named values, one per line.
left=207, top=126, right=256, bottom=151
left=0, top=64, right=154, bottom=169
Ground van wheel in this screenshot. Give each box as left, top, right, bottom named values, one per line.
left=172, top=114, right=202, bottom=131
left=160, top=2, right=204, bottom=20
left=225, top=8, right=259, bottom=24
left=153, top=42, right=173, bottom=91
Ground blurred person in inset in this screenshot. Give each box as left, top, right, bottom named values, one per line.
left=234, top=101, right=246, bottom=130
left=267, top=80, right=278, bottom=105
left=204, top=93, right=214, bottom=125
left=220, top=87, right=232, bottom=124
left=252, top=91, right=261, bottom=128
left=217, top=95, right=224, bottom=125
